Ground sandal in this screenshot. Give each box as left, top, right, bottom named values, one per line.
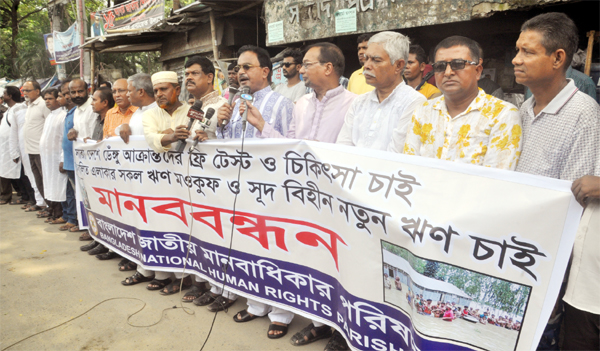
left=44, top=217, right=57, bottom=223
left=233, top=309, right=262, bottom=323
left=122, top=272, right=154, bottom=286
left=60, top=223, right=76, bottom=231
left=21, top=203, right=33, bottom=210
left=71, top=226, right=85, bottom=233
left=119, top=260, right=137, bottom=271
left=0, top=200, right=9, bottom=205
left=290, top=323, right=333, bottom=346
left=10, top=198, right=27, bottom=205
left=207, top=296, right=236, bottom=312
left=147, top=278, right=172, bottom=291
left=50, top=217, right=67, bottom=225
left=25, top=205, right=43, bottom=212
left=96, top=251, right=119, bottom=260
left=37, top=211, right=51, bottom=218
left=182, top=285, right=203, bottom=303
left=159, top=277, right=192, bottom=295
left=324, top=331, right=350, bottom=351
left=193, top=292, right=216, bottom=306
left=267, top=323, right=288, bottom=339
left=79, top=231, right=92, bottom=240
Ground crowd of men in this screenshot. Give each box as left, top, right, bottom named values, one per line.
left=0, top=11, right=598, bottom=350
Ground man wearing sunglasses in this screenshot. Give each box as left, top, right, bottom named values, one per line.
left=274, top=49, right=306, bottom=103
left=393, top=36, right=522, bottom=171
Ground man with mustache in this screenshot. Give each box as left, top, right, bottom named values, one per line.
left=512, top=13, right=600, bottom=349
left=142, top=71, right=191, bottom=154
left=393, top=36, right=522, bottom=170
left=337, top=31, right=426, bottom=151
left=274, top=49, right=305, bottom=103
left=184, top=56, right=226, bottom=140
left=117, top=73, right=157, bottom=144
left=222, top=62, right=240, bottom=101
left=21, top=80, right=51, bottom=216
left=347, top=33, right=375, bottom=95
left=197, top=45, right=294, bottom=339
left=103, top=78, right=137, bottom=139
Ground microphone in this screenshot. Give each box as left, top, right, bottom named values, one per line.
left=189, top=108, right=216, bottom=151
left=221, top=87, right=239, bottom=128
left=174, top=100, right=203, bottom=153
left=239, top=86, right=253, bottom=131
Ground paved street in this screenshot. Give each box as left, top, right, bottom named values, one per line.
left=0, top=202, right=329, bottom=351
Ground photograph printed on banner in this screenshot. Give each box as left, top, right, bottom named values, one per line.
left=381, top=241, right=531, bottom=351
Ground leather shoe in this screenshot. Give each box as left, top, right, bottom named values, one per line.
left=80, top=241, right=99, bottom=251
left=88, top=244, right=108, bottom=255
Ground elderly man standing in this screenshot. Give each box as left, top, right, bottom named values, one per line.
left=347, top=33, right=375, bottom=95
left=198, top=45, right=293, bottom=338
left=22, top=80, right=51, bottom=217
left=393, top=36, right=522, bottom=170
left=337, top=31, right=426, bottom=151
left=243, top=42, right=357, bottom=347
left=39, top=88, right=68, bottom=223
left=117, top=73, right=157, bottom=144
left=511, top=13, right=600, bottom=349
left=142, top=71, right=191, bottom=153
left=103, top=78, right=137, bottom=138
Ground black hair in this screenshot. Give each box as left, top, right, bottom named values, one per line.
left=520, top=12, right=578, bottom=71
left=237, top=45, right=272, bottom=81
left=185, top=55, right=216, bottom=84
left=43, top=88, right=59, bottom=99
left=5, top=86, right=22, bottom=103
left=284, top=49, right=303, bottom=64
left=60, top=79, right=72, bottom=92
left=304, top=42, right=345, bottom=78
left=25, top=80, right=41, bottom=91
left=409, top=45, right=427, bottom=64
left=99, top=81, right=112, bottom=89
left=357, top=33, right=373, bottom=44
left=228, top=62, right=237, bottom=71
left=433, top=36, right=481, bottom=63
left=96, top=86, right=115, bottom=107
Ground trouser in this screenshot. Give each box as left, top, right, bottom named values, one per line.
left=10, top=175, right=21, bottom=197
left=172, top=273, right=237, bottom=299
left=136, top=267, right=173, bottom=280
left=17, top=166, right=35, bottom=204
left=561, top=302, right=599, bottom=350
left=29, top=154, right=61, bottom=217
left=0, top=177, right=12, bottom=202
left=246, top=299, right=295, bottom=324
left=537, top=282, right=567, bottom=350
left=62, top=171, right=77, bottom=225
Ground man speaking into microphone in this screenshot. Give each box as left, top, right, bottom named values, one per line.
left=142, top=71, right=191, bottom=153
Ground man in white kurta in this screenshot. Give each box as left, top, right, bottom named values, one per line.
left=69, top=79, right=98, bottom=140
left=0, top=93, right=21, bottom=181
left=39, top=88, right=68, bottom=220
left=9, top=100, right=45, bottom=209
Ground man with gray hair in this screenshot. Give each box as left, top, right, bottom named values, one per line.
left=336, top=31, right=426, bottom=150
left=117, top=73, right=157, bottom=143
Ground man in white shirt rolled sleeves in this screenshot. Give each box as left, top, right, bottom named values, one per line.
left=117, top=73, right=157, bottom=143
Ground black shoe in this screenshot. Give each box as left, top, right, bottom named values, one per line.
left=80, top=241, right=99, bottom=251
left=88, top=244, right=108, bottom=255
left=324, top=331, right=350, bottom=351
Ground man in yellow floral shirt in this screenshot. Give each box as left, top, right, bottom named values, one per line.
left=390, top=36, right=522, bottom=170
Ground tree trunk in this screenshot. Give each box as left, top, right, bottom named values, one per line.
left=10, top=0, right=20, bottom=78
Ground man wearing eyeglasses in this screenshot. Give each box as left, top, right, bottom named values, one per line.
left=336, top=31, right=426, bottom=151
left=274, top=49, right=306, bottom=103
left=102, top=79, right=137, bottom=139
left=212, top=45, right=293, bottom=142
left=393, top=36, right=522, bottom=171
left=21, top=80, right=51, bottom=215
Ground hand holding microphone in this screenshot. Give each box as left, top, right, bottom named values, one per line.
left=220, top=87, right=239, bottom=128
left=190, top=108, right=216, bottom=151
left=174, top=100, right=203, bottom=153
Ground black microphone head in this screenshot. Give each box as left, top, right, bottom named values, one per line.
left=191, top=100, right=203, bottom=111
left=187, top=100, right=204, bottom=121
left=205, top=108, right=216, bottom=120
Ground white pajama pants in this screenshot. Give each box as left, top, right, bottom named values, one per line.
left=246, top=299, right=294, bottom=324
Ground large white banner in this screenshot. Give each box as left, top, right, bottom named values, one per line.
left=74, top=137, right=581, bottom=351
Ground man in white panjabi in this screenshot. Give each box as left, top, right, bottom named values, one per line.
left=39, top=88, right=68, bottom=222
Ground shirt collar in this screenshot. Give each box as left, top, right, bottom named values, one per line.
left=28, top=96, right=44, bottom=107
left=367, top=80, right=408, bottom=104
left=310, top=84, right=345, bottom=103
left=434, top=88, right=487, bottom=117
left=253, top=85, right=272, bottom=101
left=199, top=90, right=220, bottom=105
left=140, top=101, right=157, bottom=112
left=539, top=79, right=578, bottom=115
left=77, top=97, right=92, bottom=111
